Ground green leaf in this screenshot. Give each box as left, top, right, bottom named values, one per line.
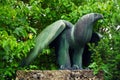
left=26, top=26, right=36, bottom=34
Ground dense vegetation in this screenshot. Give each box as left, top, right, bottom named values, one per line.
left=0, top=0, right=120, bottom=80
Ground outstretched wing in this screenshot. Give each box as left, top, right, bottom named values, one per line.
left=23, top=20, right=66, bottom=66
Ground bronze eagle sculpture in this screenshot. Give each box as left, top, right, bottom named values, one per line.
left=21, top=13, right=103, bottom=70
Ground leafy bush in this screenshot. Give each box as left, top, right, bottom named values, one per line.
left=0, top=1, right=36, bottom=80
left=0, top=0, right=120, bottom=80
left=89, top=27, right=120, bottom=80
left=87, top=1, right=120, bottom=80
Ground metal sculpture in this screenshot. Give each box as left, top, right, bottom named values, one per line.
left=21, top=13, right=103, bottom=69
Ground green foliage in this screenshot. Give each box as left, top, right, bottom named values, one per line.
left=89, top=27, right=120, bottom=80
left=0, top=0, right=120, bottom=80
left=87, top=1, right=120, bottom=80
left=0, top=1, right=36, bottom=80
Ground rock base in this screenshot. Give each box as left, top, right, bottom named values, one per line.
left=16, top=70, right=103, bottom=80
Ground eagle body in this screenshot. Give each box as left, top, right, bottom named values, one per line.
left=21, top=13, right=103, bottom=69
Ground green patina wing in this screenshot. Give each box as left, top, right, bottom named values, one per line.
left=25, top=20, right=66, bottom=65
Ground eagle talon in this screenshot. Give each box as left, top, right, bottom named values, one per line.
left=72, top=65, right=83, bottom=70
left=59, top=65, right=72, bottom=70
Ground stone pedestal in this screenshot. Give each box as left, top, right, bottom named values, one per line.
left=16, top=70, right=103, bottom=80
